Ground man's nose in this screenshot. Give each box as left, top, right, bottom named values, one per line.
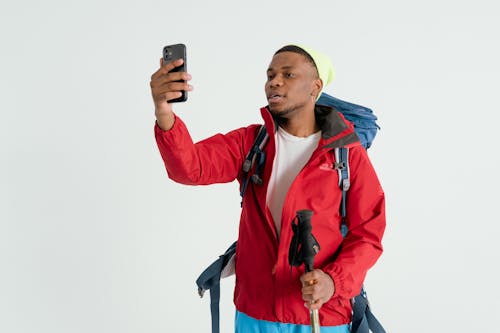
left=269, top=75, right=283, bottom=87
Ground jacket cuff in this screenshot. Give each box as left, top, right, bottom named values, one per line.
left=324, top=264, right=355, bottom=301
left=154, top=113, right=187, bottom=143
left=154, top=113, right=178, bottom=132
left=154, top=113, right=194, bottom=159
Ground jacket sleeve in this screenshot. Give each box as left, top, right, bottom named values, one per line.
left=154, top=114, right=249, bottom=185
left=322, top=145, right=386, bottom=301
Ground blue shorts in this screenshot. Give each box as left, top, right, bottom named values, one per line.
left=235, top=311, right=350, bottom=333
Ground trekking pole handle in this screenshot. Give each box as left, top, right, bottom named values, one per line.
left=296, top=209, right=321, bottom=333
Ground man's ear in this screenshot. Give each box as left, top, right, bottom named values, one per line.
left=311, top=78, right=323, bottom=99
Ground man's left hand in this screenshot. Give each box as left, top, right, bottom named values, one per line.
left=300, top=269, right=335, bottom=310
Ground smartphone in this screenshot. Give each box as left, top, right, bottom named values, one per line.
left=162, top=43, right=187, bottom=103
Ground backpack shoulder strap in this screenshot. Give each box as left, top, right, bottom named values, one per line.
left=334, top=147, right=350, bottom=237
left=195, top=126, right=270, bottom=333
left=195, top=242, right=237, bottom=333
left=351, top=287, right=387, bottom=333
left=333, top=147, right=386, bottom=333
left=239, top=125, right=269, bottom=205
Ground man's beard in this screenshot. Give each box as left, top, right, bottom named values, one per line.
left=268, top=100, right=308, bottom=119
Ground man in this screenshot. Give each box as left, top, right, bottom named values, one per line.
left=151, top=44, right=385, bottom=333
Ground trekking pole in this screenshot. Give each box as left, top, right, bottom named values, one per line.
left=289, top=209, right=321, bottom=333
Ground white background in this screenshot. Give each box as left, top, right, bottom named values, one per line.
left=2, top=1, right=499, bottom=332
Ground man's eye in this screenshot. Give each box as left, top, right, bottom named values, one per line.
left=267, top=74, right=275, bottom=80
left=285, top=73, right=295, bottom=78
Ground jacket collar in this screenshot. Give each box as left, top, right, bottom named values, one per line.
left=259, top=104, right=360, bottom=149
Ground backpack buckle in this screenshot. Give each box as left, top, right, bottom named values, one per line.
left=251, top=174, right=263, bottom=185
left=334, top=161, right=346, bottom=170
left=242, top=159, right=252, bottom=173
left=342, top=179, right=350, bottom=191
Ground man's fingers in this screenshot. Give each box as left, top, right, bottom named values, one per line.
left=302, top=284, right=322, bottom=301
left=300, top=269, right=334, bottom=311
left=157, top=91, right=183, bottom=103
left=151, top=68, right=188, bottom=84
left=151, top=58, right=185, bottom=80
left=303, top=296, right=325, bottom=310
left=150, top=66, right=166, bottom=81
left=151, top=72, right=192, bottom=88
left=153, top=82, right=193, bottom=97
left=302, top=282, right=318, bottom=294
left=305, top=299, right=325, bottom=311
left=160, top=58, right=184, bottom=72
left=300, top=270, right=321, bottom=286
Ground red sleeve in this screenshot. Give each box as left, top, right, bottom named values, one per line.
left=154, top=114, right=249, bottom=185
left=323, top=145, right=386, bottom=300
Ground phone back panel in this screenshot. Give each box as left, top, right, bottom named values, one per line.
left=163, top=43, right=187, bottom=103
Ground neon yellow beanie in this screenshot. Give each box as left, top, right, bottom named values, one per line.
left=294, top=44, right=335, bottom=98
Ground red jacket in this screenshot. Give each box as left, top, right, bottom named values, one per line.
left=155, top=105, right=385, bottom=326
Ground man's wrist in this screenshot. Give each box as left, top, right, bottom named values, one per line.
left=155, top=113, right=175, bottom=131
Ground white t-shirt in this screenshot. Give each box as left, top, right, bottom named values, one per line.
left=266, top=126, right=322, bottom=237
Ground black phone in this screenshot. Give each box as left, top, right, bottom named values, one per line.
left=162, top=43, right=187, bottom=103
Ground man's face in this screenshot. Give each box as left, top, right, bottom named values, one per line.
left=265, top=51, right=321, bottom=118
